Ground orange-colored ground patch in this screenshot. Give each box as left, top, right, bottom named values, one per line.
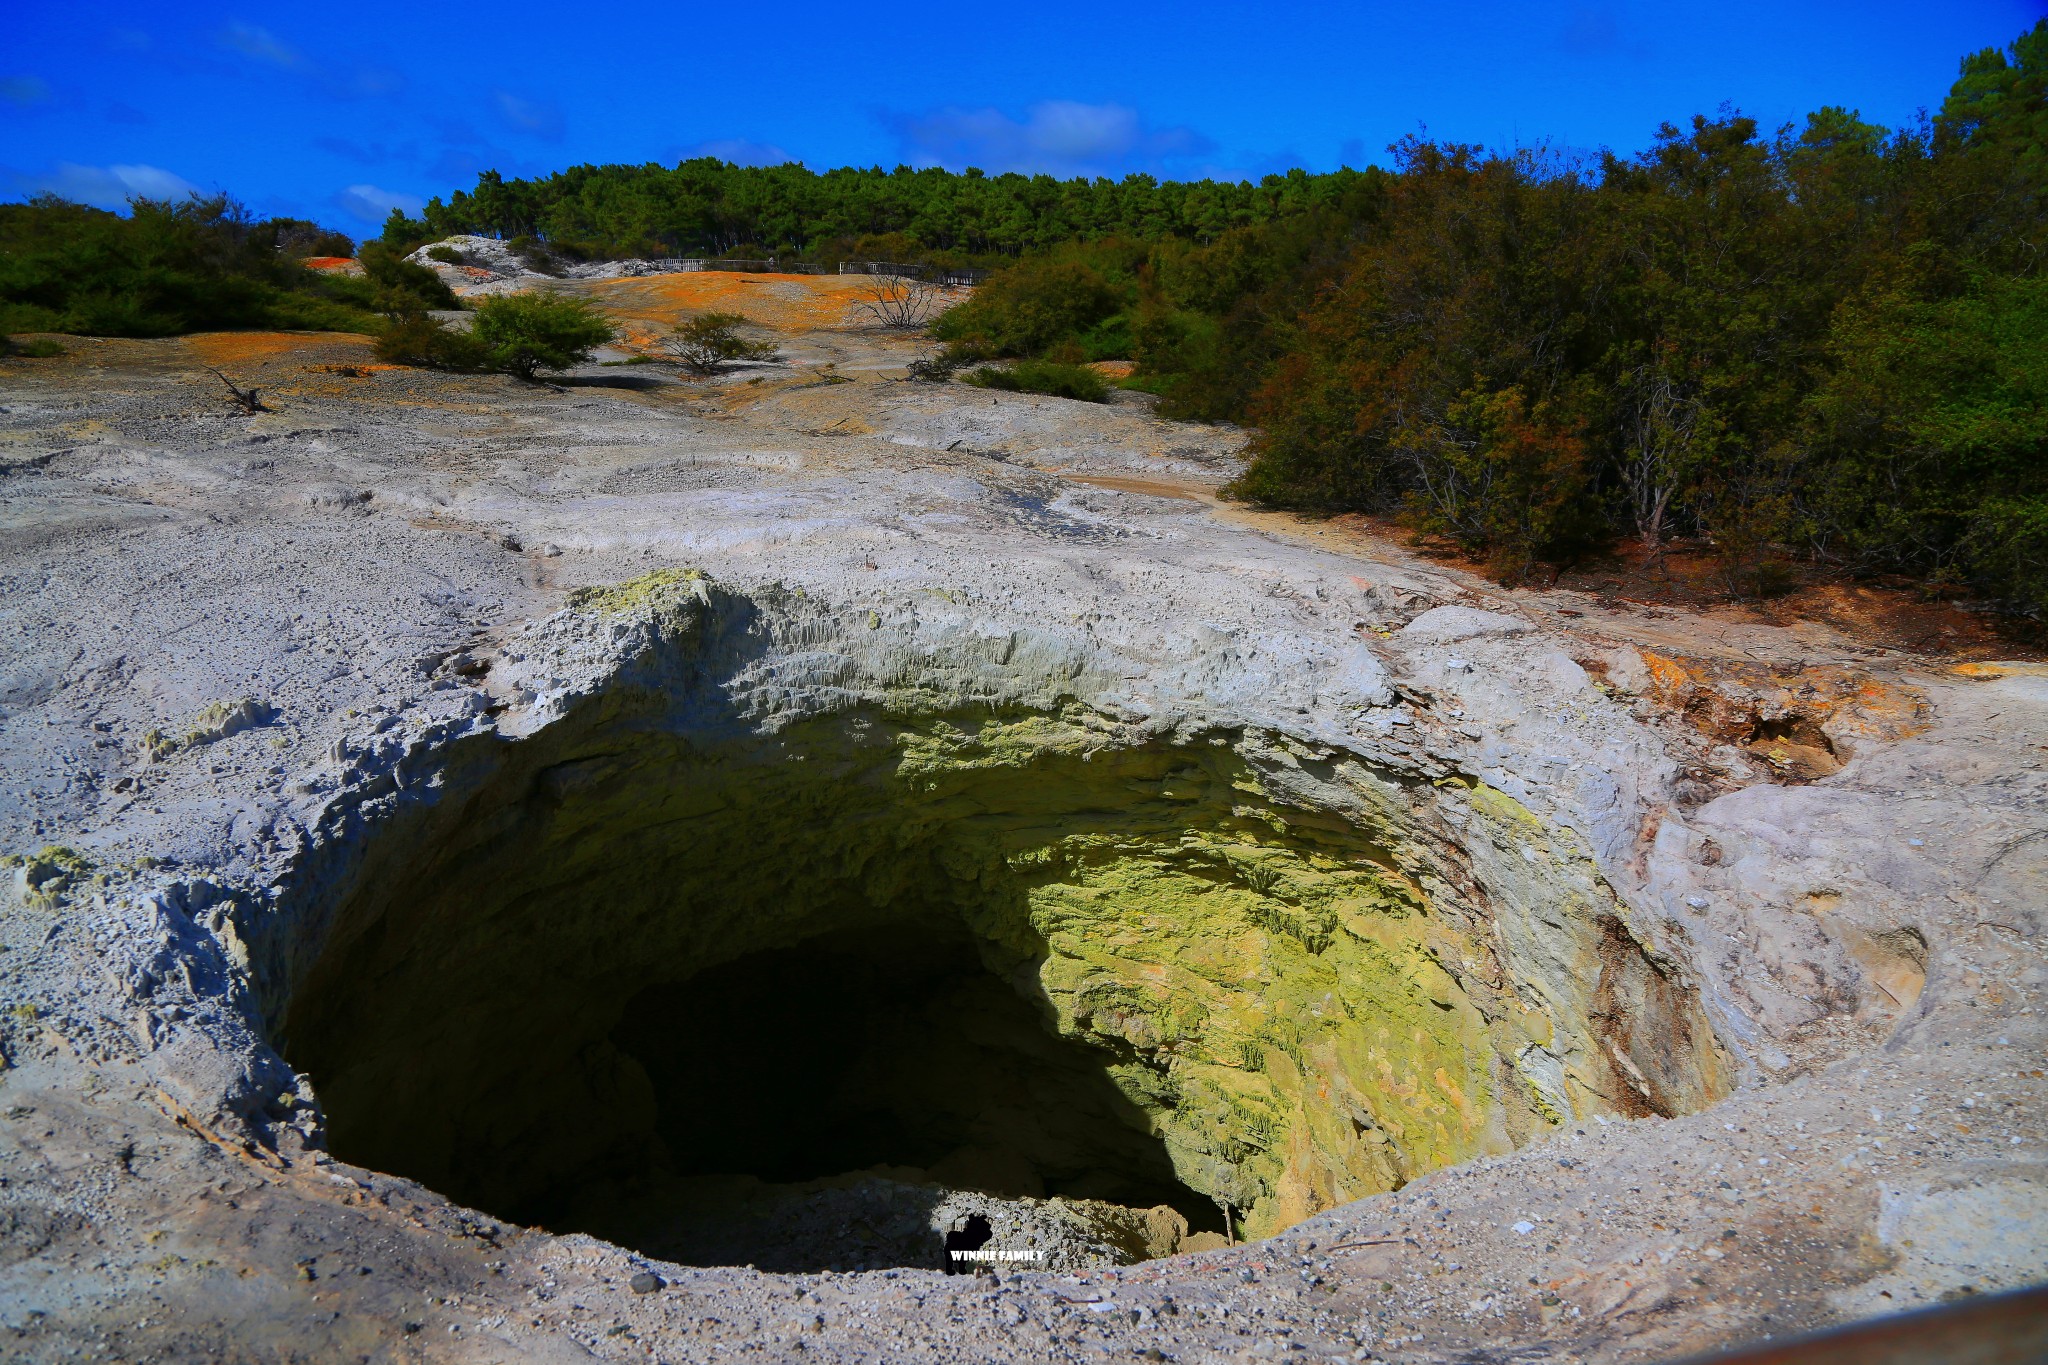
left=1069, top=476, right=1210, bottom=503
left=183, top=332, right=377, bottom=370
left=302, top=257, right=362, bottom=274
left=1952, top=660, right=2048, bottom=680
left=303, top=362, right=404, bottom=377
left=1631, top=647, right=1927, bottom=781
left=1087, top=360, right=1136, bottom=379
left=579, top=272, right=895, bottom=348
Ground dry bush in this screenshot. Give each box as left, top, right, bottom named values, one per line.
left=663, top=312, right=781, bottom=374
left=853, top=275, right=946, bottom=330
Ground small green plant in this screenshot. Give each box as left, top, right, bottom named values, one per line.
left=425, top=244, right=466, bottom=265
left=905, top=342, right=986, bottom=382
left=663, top=312, right=780, bottom=375
left=962, top=358, right=1110, bottom=403
left=469, top=292, right=617, bottom=380
left=4, top=845, right=93, bottom=909
left=4, top=336, right=64, bottom=358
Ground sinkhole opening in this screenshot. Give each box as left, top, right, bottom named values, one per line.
left=611, top=923, right=1200, bottom=1208
left=273, top=704, right=1727, bottom=1273
left=588, top=918, right=1228, bottom=1269
left=290, top=900, right=1228, bottom=1275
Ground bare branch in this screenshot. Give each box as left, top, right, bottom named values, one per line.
left=207, top=367, right=268, bottom=413
left=851, top=275, right=947, bottom=331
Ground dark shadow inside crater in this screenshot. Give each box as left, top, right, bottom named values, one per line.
left=275, top=708, right=1227, bottom=1270
left=612, top=923, right=1197, bottom=1206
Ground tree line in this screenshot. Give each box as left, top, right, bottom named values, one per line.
left=6, top=23, right=2039, bottom=612
left=936, top=22, right=2048, bottom=613
left=379, top=161, right=1375, bottom=262
left=0, top=194, right=451, bottom=337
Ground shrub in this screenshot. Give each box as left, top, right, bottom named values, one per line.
left=905, top=341, right=988, bottom=382
left=373, top=313, right=490, bottom=371
left=508, top=235, right=563, bottom=276
left=266, top=217, right=358, bottom=259
left=0, top=193, right=382, bottom=337
left=1079, top=311, right=1133, bottom=361
left=469, top=292, right=616, bottom=379
left=426, top=244, right=466, bottom=265
left=851, top=275, right=945, bottom=330
left=1393, top=384, right=1598, bottom=583
left=905, top=351, right=956, bottom=382
left=962, top=359, right=1111, bottom=403
left=932, top=257, right=1124, bottom=356
left=4, top=336, right=65, bottom=357
left=663, top=312, right=780, bottom=374
left=264, top=218, right=354, bottom=259
left=357, top=241, right=459, bottom=314
left=1960, top=494, right=2048, bottom=612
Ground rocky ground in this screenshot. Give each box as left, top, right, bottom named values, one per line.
left=0, top=276, right=2043, bottom=1364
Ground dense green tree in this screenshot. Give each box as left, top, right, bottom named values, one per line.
left=469, top=292, right=616, bottom=380
left=1166, top=20, right=2048, bottom=611
left=392, top=159, right=1377, bottom=262
left=0, top=193, right=379, bottom=336
left=932, top=253, right=1129, bottom=356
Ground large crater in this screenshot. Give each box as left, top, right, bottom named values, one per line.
left=261, top=590, right=1731, bottom=1273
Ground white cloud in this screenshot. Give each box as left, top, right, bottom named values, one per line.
left=219, top=21, right=299, bottom=67
left=885, top=100, right=1213, bottom=177
left=494, top=90, right=564, bottom=140
left=15, top=162, right=200, bottom=209
left=335, top=183, right=425, bottom=223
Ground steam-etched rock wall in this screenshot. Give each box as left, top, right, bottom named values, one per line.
left=260, top=574, right=1728, bottom=1242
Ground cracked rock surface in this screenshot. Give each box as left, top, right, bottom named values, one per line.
left=0, top=313, right=2043, bottom=1363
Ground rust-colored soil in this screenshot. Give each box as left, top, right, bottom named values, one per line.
left=577, top=273, right=892, bottom=348
left=1951, top=660, right=2048, bottom=680
left=1069, top=475, right=1208, bottom=502
left=1337, top=518, right=2042, bottom=661
left=183, top=332, right=376, bottom=369
left=302, top=257, right=361, bottom=274
left=1628, top=650, right=1928, bottom=781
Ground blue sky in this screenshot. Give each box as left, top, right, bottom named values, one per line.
left=4, top=1, right=2042, bottom=235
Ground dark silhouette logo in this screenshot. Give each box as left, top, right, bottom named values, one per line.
left=943, top=1214, right=994, bottom=1273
